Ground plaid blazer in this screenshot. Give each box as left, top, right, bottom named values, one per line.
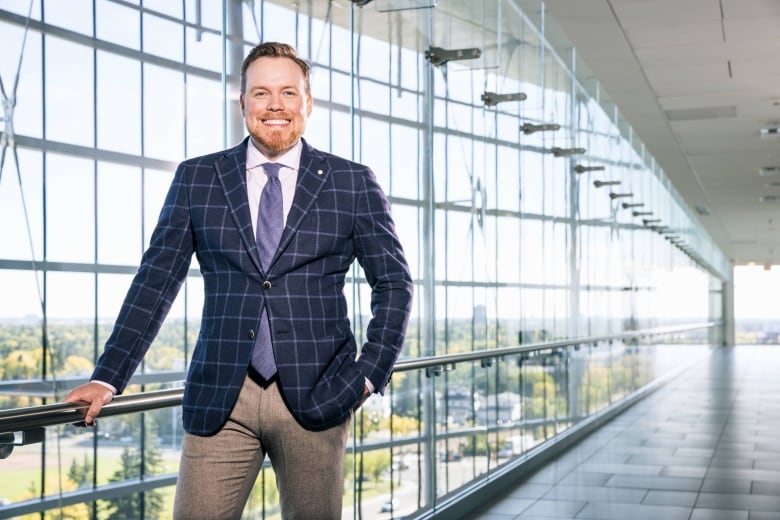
left=91, top=138, right=413, bottom=433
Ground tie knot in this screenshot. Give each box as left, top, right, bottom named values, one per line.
left=262, top=162, right=282, bottom=179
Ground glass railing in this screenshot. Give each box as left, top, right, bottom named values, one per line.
left=0, top=323, right=719, bottom=519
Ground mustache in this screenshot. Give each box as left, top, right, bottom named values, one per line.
left=260, top=112, right=293, bottom=120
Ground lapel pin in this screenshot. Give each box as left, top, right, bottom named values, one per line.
left=317, top=169, right=324, bottom=175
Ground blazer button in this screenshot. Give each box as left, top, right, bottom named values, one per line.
left=262, top=280, right=272, bottom=289
left=248, top=329, right=256, bottom=339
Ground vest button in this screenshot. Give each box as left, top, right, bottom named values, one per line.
left=248, top=329, right=256, bottom=339
left=263, top=280, right=272, bottom=289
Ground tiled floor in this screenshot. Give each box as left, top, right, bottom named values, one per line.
left=467, top=345, right=780, bottom=520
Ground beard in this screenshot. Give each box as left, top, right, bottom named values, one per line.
left=248, top=113, right=306, bottom=155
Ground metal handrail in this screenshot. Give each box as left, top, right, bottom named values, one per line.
left=0, top=321, right=718, bottom=435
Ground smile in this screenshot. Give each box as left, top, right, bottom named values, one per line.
left=263, top=119, right=290, bottom=127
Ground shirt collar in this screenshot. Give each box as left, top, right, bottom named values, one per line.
left=246, top=138, right=303, bottom=171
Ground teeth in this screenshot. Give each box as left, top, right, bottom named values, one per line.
left=264, top=119, right=288, bottom=125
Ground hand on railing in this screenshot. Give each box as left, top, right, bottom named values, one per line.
left=63, top=381, right=115, bottom=426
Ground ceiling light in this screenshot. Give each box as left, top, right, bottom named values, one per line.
left=760, top=195, right=780, bottom=203
left=761, top=125, right=780, bottom=140
left=759, top=166, right=780, bottom=176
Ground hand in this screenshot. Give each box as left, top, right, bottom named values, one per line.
left=64, top=382, right=114, bottom=426
left=354, top=385, right=372, bottom=411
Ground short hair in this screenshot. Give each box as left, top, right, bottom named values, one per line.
left=240, top=42, right=311, bottom=96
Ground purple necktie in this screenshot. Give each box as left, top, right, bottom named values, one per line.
left=251, top=162, right=283, bottom=380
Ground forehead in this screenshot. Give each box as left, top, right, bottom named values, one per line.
left=244, top=56, right=306, bottom=89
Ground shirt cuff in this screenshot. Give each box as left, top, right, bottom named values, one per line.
left=90, top=380, right=118, bottom=395
left=364, top=377, right=375, bottom=394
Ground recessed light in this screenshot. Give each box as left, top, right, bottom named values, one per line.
left=759, top=166, right=780, bottom=176
left=762, top=125, right=780, bottom=140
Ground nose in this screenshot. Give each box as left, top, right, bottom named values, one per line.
left=266, top=93, right=284, bottom=111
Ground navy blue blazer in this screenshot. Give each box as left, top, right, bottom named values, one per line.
left=91, top=138, right=413, bottom=433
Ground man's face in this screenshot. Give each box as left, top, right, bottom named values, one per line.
left=240, top=57, right=312, bottom=158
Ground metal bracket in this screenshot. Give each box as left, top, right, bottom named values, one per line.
left=593, top=180, right=621, bottom=188
left=351, top=0, right=374, bottom=5
left=574, top=165, right=605, bottom=174
left=609, top=192, right=634, bottom=200
left=425, top=366, right=443, bottom=377
left=0, top=428, right=45, bottom=459
left=481, top=91, right=527, bottom=107
left=425, top=46, right=481, bottom=67
left=552, top=147, right=586, bottom=157
left=521, top=122, right=559, bottom=134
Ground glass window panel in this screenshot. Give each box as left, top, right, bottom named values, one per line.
left=189, top=0, right=221, bottom=30
left=329, top=25, right=352, bottom=73
left=391, top=204, right=420, bottom=280
left=496, top=217, right=519, bottom=282
left=143, top=64, right=184, bottom=161
left=185, top=75, right=222, bottom=156
left=142, top=13, right=183, bottom=62
left=43, top=0, right=92, bottom=35
left=97, top=51, right=141, bottom=154
left=329, top=110, right=353, bottom=159
left=96, top=0, right=140, bottom=49
left=143, top=168, right=175, bottom=248
left=1, top=20, right=43, bottom=138
left=359, top=117, right=389, bottom=188
left=390, top=88, right=419, bottom=120
left=0, top=269, right=42, bottom=321
left=311, top=65, right=331, bottom=103
left=143, top=0, right=182, bottom=18
left=357, top=34, right=390, bottom=82
left=46, top=271, right=95, bottom=322
left=389, top=124, right=419, bottom=199
left=446, top=211, right=476, bottom=283
left=260, top=2, right=298, bottom=44
left=330, top=70, right=352, bottom=106
left=0, top=148, right=43, bottom=260
left=98, top=273, right=134, bottom=347
left=97, top=162, right=142, bottom=265
left=45, top=154, right=94, bottom=263
left=185, top=26, right=222, bottom=71
left=44, top=37, right=94, bottom=147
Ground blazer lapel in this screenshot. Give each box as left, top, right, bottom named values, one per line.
left=273, top=139, right=329, bottom=264
left=214, top=138, right=264, bottom=274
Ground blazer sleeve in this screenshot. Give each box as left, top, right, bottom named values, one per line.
left=90, top=163, right=195, bottom=393
left=352, top=167, right=414, bottom=393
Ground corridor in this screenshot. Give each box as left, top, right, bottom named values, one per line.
left=469, top=346, right=780, bottom=520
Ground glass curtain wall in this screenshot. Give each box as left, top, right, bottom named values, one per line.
left=0, top=0, right=728, bottom=517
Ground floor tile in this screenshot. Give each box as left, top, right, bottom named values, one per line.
left=467, top=348, right=780, bottom=520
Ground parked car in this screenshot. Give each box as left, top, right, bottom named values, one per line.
left=380, top=499, right=398, bottom=513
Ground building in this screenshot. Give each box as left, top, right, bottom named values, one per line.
left=1, top=1, right=777, bottom=518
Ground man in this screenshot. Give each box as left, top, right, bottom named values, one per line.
left=64, top=42, right=413, bottom=519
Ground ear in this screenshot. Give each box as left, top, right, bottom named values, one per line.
left=239, top=94, right=245, bottom=114
left=306, top=93, right=313, bottom=118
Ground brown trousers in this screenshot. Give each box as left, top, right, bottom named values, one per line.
left=173, top=375, right=351, bottom=519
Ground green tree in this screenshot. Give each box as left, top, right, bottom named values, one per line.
left=99, top=444, right=164, bottom=519
left=67, top=454, right=93, bottom=489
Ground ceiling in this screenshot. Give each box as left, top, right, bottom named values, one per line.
left=544, top=0, right=780, bottom=266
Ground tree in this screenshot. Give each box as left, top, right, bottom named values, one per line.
left=100, top=444, right=164, bottom=519
left=67, top=454, right=93, bottom=489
